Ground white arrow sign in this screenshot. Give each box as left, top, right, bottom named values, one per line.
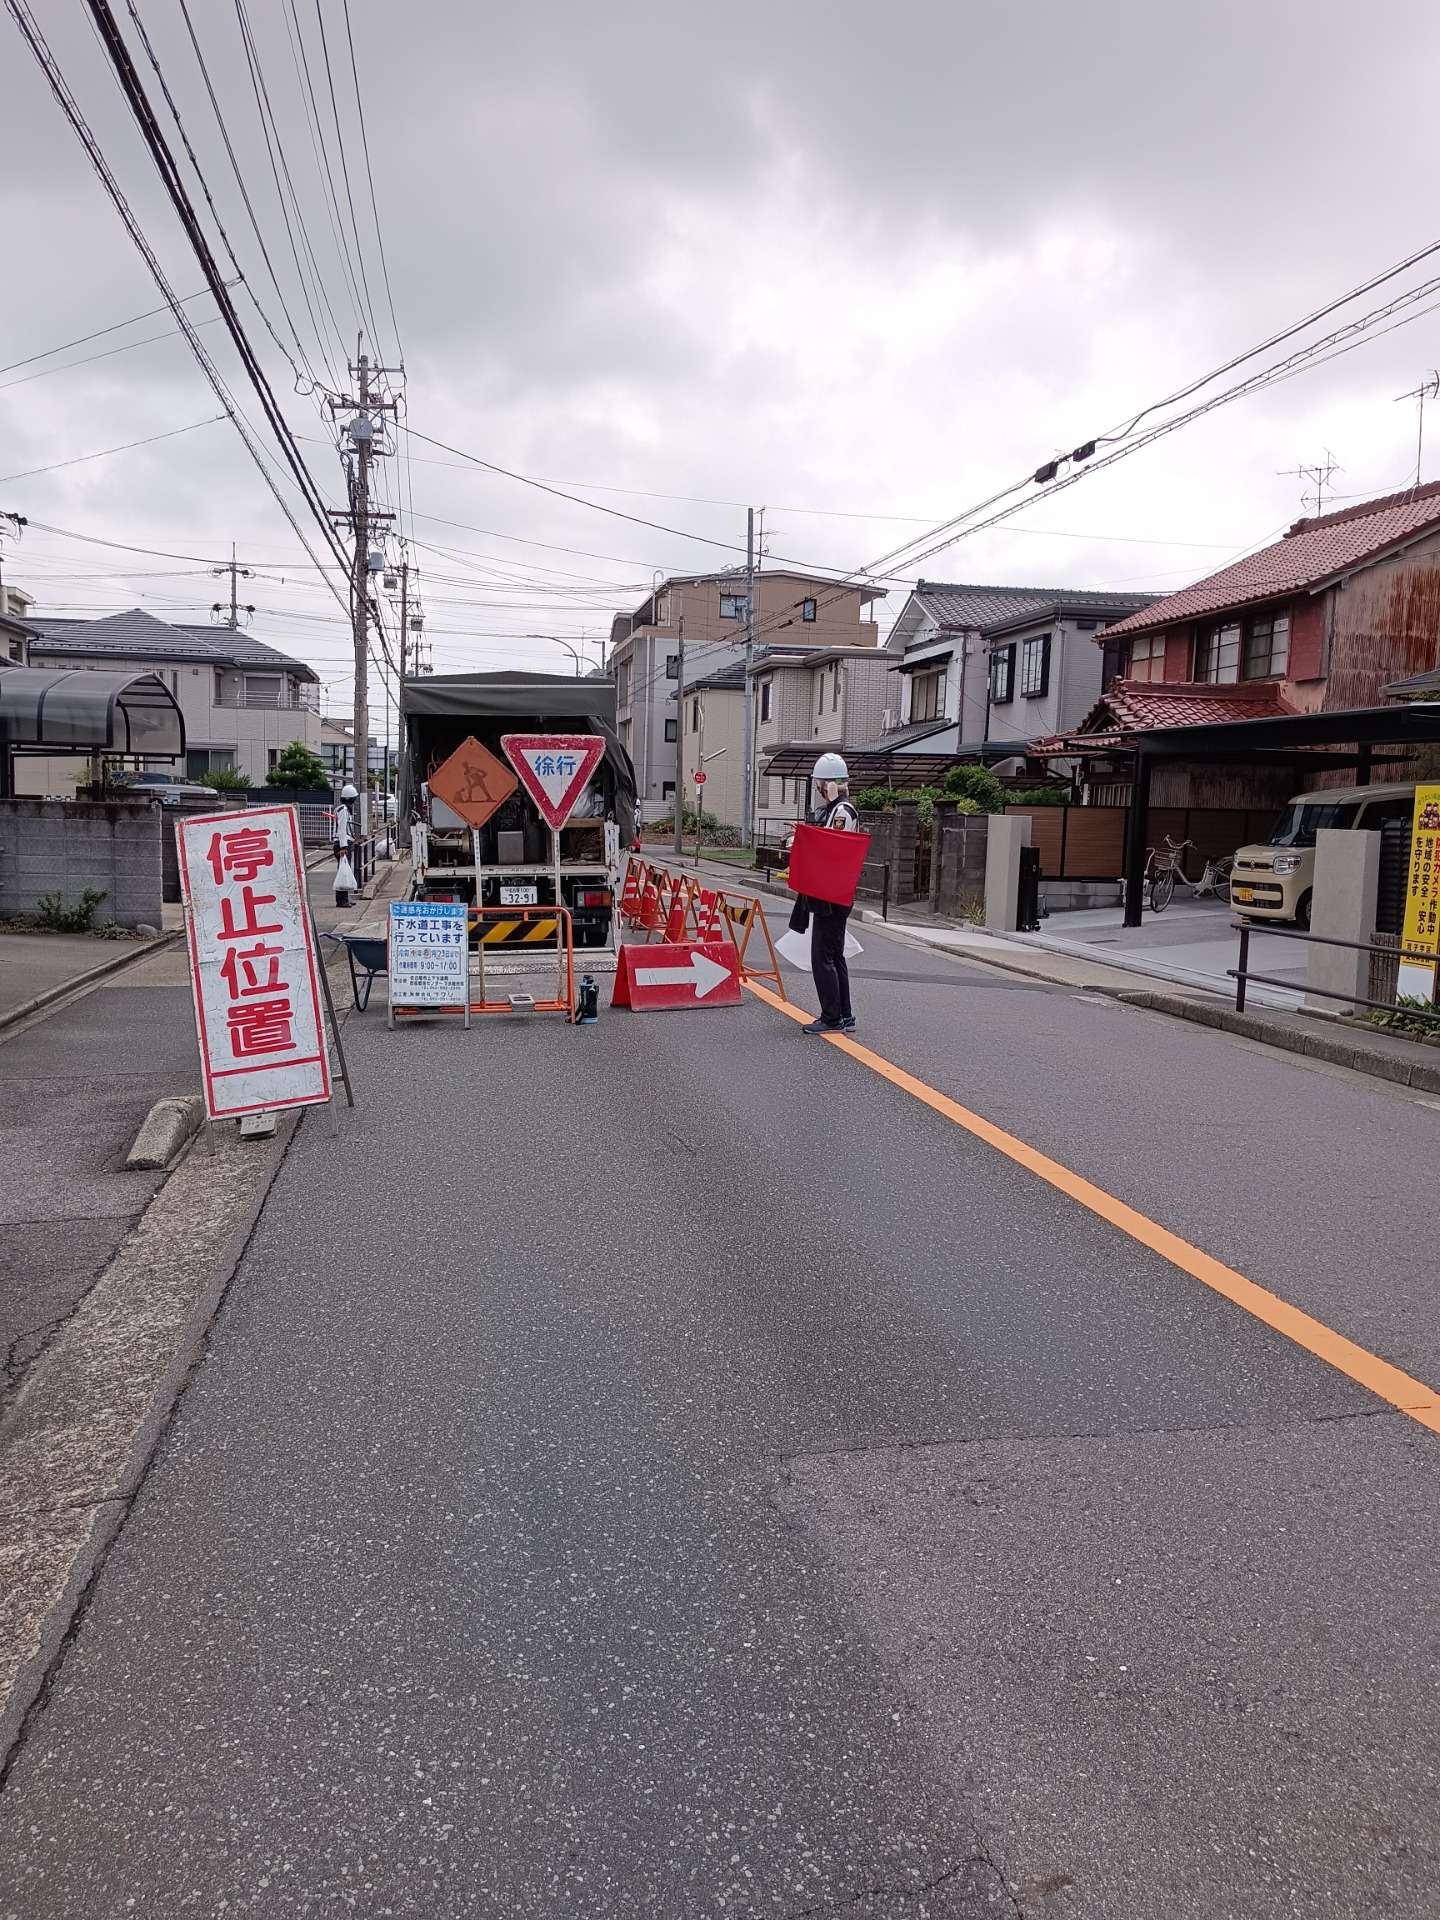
left=634, top=950, right=734, bottom=999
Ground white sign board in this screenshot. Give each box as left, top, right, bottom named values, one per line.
left=176, top=805, right=331, bottom=1120
left=388, top=900, right=470, bottom=1017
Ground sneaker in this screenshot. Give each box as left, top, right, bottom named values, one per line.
left=837, top=1016, right=857, bottom=1033
left=801, top=1016, right=838, bottom=1034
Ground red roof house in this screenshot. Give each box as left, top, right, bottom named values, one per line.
left=1093, top=481, right=1440, bottom=715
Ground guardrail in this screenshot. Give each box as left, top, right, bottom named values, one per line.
left=1230, top=919, right=1440, bottom=1025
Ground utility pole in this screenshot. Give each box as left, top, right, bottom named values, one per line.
left=211, top=543, right=254, bottom=628
left=672, top=612, right=685, bottom=857
left=741, top=506, right=755, bottom=850
left=397, top=558, right=409, bottom=824
left=0, top=509, right=26, bottom=617
left=327, top=340, right=398, bottom=837
left=693, top=694, right=705, bottom=868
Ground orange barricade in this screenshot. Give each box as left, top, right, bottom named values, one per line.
left=628, top=860, right=787, bottom=1002
left=619, top=857, right=644, bottom=926
left=468, top=904, right=577, bottom=1018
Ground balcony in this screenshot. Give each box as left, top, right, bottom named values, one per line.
left=214, top=682, right=320, bottom=712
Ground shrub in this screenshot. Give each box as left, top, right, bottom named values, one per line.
left=37, top=887, right=108, bottom=933
left=1358, top=993, right=1440, bottom=1043
left=853, top=786, right=901, bottom=812
left=265, top=741, right=330, bottom=791
left=942, top=764, right=1005, bottom=813
left=1007, top=785, right=1071, bottom=807
left=206, top=767, right=250, bottom=793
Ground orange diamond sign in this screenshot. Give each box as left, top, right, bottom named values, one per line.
left=426, top=736, right=518, bottom=829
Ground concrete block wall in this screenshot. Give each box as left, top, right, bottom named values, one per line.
left=932, top=808, right=989, bottom=916
left=0, top=799, right=163, bottom=930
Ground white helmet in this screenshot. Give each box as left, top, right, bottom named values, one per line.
left=340, top=782, right=359, bottom=802
left=813, top=752, right=849, bottom=783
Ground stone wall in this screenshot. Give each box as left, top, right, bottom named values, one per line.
left=0, top=799, right=163, bottom=930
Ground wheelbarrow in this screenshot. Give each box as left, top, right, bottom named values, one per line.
left=324, top=931, right=388, bottom=1011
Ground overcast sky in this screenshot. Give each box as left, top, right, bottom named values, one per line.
left=4, top=0, right=1440, bottom=730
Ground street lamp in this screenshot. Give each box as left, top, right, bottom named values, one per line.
left=525, top=633, right=594, bottom=678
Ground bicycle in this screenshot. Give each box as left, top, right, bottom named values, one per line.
left=1144, top=836, right=1235, bottom=913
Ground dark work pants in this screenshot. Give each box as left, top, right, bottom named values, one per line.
left=811, top=908, right=852, bottom=1025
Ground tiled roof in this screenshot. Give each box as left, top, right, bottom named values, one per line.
left=1383, top=665, right=1440, bottom=699
left=1101, top=480, right=1440, bottom=640
left=911, top=581, right=1155, bottom=633
left=27, top=608, right=318, bottom=678
left=1033, top=677, right=1295, bottom=751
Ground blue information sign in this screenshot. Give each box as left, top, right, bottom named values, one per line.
left=389, top=901, right=470, bottom=1016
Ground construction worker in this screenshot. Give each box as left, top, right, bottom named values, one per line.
left=799, top=751, right=859, bottom=1035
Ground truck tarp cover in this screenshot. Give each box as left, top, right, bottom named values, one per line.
left=403, top=670, right=635, bottom=840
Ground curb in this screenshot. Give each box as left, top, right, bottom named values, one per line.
left=1113, top=985, right=1440, bottom=1093
left=0, top=928, right=183, bottom=1037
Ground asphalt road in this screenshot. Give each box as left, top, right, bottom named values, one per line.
left=0, top=921, right=1436, bottom=1916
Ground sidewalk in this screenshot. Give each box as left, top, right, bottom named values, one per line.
left=0, top=916, right=182, bottom=1032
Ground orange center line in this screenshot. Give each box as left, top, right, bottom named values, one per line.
left=743, top=978, right=1440, bottom=1437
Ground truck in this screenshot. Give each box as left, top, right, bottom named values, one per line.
left=400, top=669, right=636, bottom=949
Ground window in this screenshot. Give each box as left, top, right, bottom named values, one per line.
left=760, top=678, right=772, bottom=723
left=989, top=644, right=1015, bottom=706
left=1129, top=634, right=1166, bottom=683
left=802, top=598, right=817, bottom=623
left=662, top=780, right=676, bottom=801
left=1242, top=610, right=1289, bottom=680
left=1194, top=620, right=1241, bottom=683
left=664, top=718, right=677, bottom=742
left=666, top=654, right=679, bottom=679
left=617, top=662, right=630, bottom=704
left=719, top=593, right=749, bottom=621
left=910, top=667, right=944, bottom=723
left=1020, top=634, right=1051, bottom=699
left=817, top=672, right=826, bottom=719
left=832, top=663, right=841, bottom=712
left=690, top=698, right=700, bottom=730
left=655, top=594, right=670, bottom=625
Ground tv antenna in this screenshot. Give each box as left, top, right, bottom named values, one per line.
left=1278, top=449, right=1341, bottom=518
left=1393, top=371, right=1440, bottom=489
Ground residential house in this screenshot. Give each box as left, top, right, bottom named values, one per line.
left=15, top=606, right=321, bottom=795
left=1053, top=480, right=1440, bottom=804
left=611, top=569, right=885, bottom=822
left=883, top=581, right=1156, bottom=751
left=1, top=582, right=35, bottom=662
left=677, top=641, right=892, bottom=834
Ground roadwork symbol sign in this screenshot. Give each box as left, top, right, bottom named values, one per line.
left=427, top=736, right=517, bottom=830
left=611, top=941, right=742, bottom=1011
left=502, top=733, right=605, bottom=831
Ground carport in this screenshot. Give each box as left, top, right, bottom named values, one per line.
left=1121, top=701, right=1440, bottom=926
left=0, top=665, right=186, bottom=795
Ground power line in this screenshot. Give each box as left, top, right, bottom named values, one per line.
left=230, top=0, right=348, bottom=382
left=120, top=0, right=314, bottom=391
left=7, top=0, right=352, bottom=618
left=170, top=0, right=332, bottom=390
left=275, top=0, right=371, bottom=344
left=0, top=284, right=221, bottom=377
left=340, top=0, right=401, bottom=361
left=0, top=416, right=226, bottom=486
left=309, top=0, right=382, bottom=353
left=0, top=312, right=228, bottom=393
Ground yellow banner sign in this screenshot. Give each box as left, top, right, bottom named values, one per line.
left=1398, top=783, right=1440, bottom=1000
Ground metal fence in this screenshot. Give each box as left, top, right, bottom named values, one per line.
left=1230, top=920, right=1440, bottom=1024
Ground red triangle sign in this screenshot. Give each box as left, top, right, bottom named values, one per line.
left=500, top=733, right=606, bottom=831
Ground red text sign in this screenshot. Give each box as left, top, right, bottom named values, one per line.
left=611, top=941, right=742, bottom=1011
left=177, top=805, right=330, bottom=1119
left=501, top=733, right=605, bottom=831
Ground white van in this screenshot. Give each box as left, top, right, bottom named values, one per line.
left=1229, top=781, right=1416, bottom=927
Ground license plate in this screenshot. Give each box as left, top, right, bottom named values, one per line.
left=500, top=884, right=538, bottom=906
left=1231, top=885, right=1255, bottom=903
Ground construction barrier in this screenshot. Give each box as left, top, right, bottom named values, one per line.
left=468, top=911, right=562, bottom=947
left=612, top=940, right=743, bottom=1011
left=616, top=856, right=787, bottom=1002
left=467, top=904, right=577, bottom=1019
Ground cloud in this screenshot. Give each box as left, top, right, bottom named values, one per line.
left=3, top=0, right=1439, bottom=710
